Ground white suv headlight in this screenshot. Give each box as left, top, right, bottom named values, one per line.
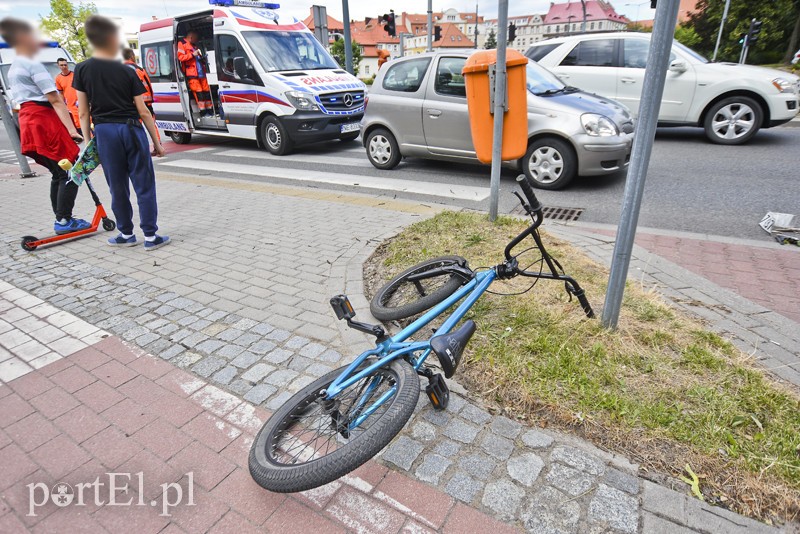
left=772, top=77, right=795, bottom=94
left=581, top=113, right=618, bottom=136
left=284, top=91, right=319, bottom=111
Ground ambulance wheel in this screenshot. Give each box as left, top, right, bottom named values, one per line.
left=102, top=218, right=116, bottom=232
left=261, top=117, right=294, bottom=156
left=168, top=131, right=192, bottom=145
left=21, top=236, right=38, bottom=252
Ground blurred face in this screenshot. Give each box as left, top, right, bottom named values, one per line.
left=58, top=60, right=70, bottom=74
left=187, top=31, right=198, bottom=44
left=15, top=28, right=38, bottom=55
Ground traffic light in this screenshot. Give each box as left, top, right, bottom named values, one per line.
left=738, top=33, right=746, bottom=45
left=380, top=11, right=396, bottom=37
left=747, top=19, right=762, bottom=45
left=508, top=22, right=517, bottom=42
left=434, top=25, right=442, bottom=41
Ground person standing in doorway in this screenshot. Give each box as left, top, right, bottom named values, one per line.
left=54, top=57, right=81, bottom=135
left=73, top=15, right=169, bottom=250
left=177, top=30, right=213, bottom=117
left=0, top=17, right=87, bottom=235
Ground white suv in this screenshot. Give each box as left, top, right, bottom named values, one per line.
left=527, top=32, right=800, bottom=144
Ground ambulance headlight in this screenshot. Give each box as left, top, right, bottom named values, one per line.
left=285, top=91, right=319, bottom=111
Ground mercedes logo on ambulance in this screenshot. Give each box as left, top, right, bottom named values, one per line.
left=343, top=93, right=354, bottom=107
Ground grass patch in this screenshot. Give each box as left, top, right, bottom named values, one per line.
left=365, top=211, right=800, bottom=524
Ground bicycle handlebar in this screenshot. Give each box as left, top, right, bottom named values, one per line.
left=515, top=174, right=543, bottom=214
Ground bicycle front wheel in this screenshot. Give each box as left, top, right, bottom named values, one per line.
left=249, top=358, right=419, bottom=493
left=371, top=256, right=469, bottom=322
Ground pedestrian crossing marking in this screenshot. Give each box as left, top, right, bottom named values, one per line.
left=158, top=158, right=490, bottom=201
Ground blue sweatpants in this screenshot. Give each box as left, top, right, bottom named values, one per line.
left=94, top=122, right=158, bottom=237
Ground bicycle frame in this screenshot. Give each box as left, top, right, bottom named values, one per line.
left=325, top=269, right=497, bottom=427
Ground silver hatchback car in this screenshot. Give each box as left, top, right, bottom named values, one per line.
left=361, top=49, right=635, bottom=190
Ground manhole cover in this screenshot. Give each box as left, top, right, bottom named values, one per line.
left=512, top=204, right=584, bottom=221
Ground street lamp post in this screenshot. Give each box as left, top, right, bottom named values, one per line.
left=625, top=1, right=649, bottom=26
left=341, top=0, right=354, bottom=74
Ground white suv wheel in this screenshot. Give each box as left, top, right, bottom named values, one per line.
left=711, top=103, right=755, bottom=140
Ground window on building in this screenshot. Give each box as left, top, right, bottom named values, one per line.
left=560, top=39, right=616, bottom=67
left=382, top=57, right=431, bottom=92
left=365, top=65, right=370, bottom=74
left=590, top=22, right=595, bottom=30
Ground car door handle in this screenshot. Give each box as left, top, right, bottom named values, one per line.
left=169, top=84, right=178, bottom=89
left=221, top=84, right=231, bottom=89
left=427, top=109, right=442, bottom=118
left=620, top=77, right=637, bottom=84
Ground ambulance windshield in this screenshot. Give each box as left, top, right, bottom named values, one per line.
left=243, top=31, right=339, bottom=72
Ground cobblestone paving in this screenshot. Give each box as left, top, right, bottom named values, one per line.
left=0, top=176, right=784, bottom=533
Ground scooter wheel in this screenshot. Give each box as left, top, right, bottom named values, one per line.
left=21, top=236, right=39, bottom=251
left=102, top=218, right=116, bottom=232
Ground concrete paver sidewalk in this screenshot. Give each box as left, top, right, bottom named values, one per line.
left=0, top=284, right=512, bottom=533
left=0, top=169, right=793, bottom=533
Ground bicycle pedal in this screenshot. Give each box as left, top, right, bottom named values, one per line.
left=330, top=294, right=355, bottom=321
left=425, top=373, right=449, bottom=411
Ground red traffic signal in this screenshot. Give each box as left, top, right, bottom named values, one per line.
left=379, top=11, right=397, bottom=37
left=434, top=25, right=442, bottom=41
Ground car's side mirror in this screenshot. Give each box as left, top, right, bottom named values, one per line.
left=233, top=56, right=249, bottom=80
left=669, top=59, right=687, bottom=73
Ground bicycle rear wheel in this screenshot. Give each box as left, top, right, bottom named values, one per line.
left=249, top=358, right=419, bottom=493
left=370, top=256, right=469, bottom=322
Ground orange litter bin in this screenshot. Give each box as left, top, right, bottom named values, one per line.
left=463, top=49, right=529, bottom=164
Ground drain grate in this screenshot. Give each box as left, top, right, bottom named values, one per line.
left=542, top=206, right=584, bottom=221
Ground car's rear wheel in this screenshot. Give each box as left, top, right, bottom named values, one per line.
left=522, top=137, right=577, bottom=190
left=168, top=131, right=191, bottom=145
left=366, top=128, right=401, bottom=170
left=703, top=96, right=762, bottom=145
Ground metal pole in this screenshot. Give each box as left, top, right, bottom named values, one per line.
left=580, top=0, right=587, bottom=33
left=601, top=0, right=681, bottom=328
left=427, top=0, right=433, bottom=52
left=488, top=0, right=509, bottom=222
left=0, top=89, right=35, bottom=177
left=341, top=0, right=354, bottom=74
left=475, top=2, right=479, bottom=49
left=712, top=0, right=730, bottom=61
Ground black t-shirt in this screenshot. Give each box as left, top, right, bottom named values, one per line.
left=72, top=57, right=146, bottom=124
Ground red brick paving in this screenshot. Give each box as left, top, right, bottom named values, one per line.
left=0, top=335, right=522, bottom=532
left=589, top=229, right=800, bottom=324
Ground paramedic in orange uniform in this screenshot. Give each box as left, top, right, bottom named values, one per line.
left=54, top=57, right=81, bottom=134
left=122, top=48, right=161, bottom=148
left=177, top=30, right=213, bottom=117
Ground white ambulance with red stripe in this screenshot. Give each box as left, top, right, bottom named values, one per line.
left=138, top=0, right=365, bottom=155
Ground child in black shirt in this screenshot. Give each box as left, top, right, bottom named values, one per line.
left=73, top=15, right=169, bottom=250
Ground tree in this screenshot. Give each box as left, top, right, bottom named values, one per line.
left=484, top=29, right=497, bottom=49
left=330, top=38, right=362, bottom=75
left=686, top=0, right=799, bottom=64
left=674, top=24, right=701, bottom=48
left=39, top=0, right=97, bottom=61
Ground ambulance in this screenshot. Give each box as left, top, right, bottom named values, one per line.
left=138, top=0, right=366, bottom=155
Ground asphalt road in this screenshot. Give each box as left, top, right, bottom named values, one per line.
left=2, top=121, right=797, bottom=241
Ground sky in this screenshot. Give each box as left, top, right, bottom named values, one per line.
left=2, top=0, right=656, bottom=33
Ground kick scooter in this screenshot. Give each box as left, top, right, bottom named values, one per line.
left=20, top=138, right=116, bottom=251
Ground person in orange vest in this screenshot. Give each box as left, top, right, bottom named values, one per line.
left=54, top=57, right=81, bottom=134
left=177, top=30, right=213, bottom=117
left=122, top=48, right=161, bottom=149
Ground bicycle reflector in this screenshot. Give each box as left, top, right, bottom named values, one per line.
left=330, top=295, right=356, bottom=321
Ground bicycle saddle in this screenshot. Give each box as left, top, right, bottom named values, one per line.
left=430, top=320, right=476, bottom=378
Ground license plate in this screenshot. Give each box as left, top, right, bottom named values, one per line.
left=340, top=123, right=360, bottom=133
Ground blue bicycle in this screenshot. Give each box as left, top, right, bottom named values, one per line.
left=249, top=175, right=594, bottom=493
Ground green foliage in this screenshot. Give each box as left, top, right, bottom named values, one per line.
left=674, top=24, right=701, bottom=48
left=484, top=29, right=497, bottom=49
left=330, top=38, right=362, bottom=75
left=686, top=0, right=800, bottom=64
left=39, top=0, right=97, bottom=61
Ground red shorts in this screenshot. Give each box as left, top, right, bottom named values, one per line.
left=19, top=102, right=79, bottom=166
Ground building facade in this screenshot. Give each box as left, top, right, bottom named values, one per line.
left=480, top=14, right=546, bottom=52
left=542, top=1, right=628, bottom=37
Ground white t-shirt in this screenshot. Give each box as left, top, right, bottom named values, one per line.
left=7, top=56, right=56, bottom=104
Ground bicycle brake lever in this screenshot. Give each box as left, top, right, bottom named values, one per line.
left=513, top=191, right=532, bottom=215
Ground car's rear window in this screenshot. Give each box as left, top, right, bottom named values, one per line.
left=382, top=57, right=431, bottom=93
left=525, top=43, right=560, bottom=62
